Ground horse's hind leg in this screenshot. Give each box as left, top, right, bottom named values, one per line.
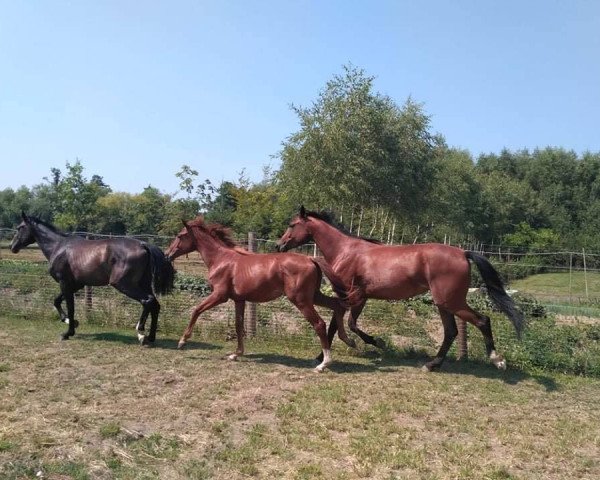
left=111, top=282, right=156, bottom=345
left=145, top=297, right=160, bottom=343
left=423, top=307, right=458, bottom=372
left=60, top=288, right=77, bottom=340
left=313, top=291, right=354, bottom=348
left=292, top=302, right=331, bottom=372
left=227, top=301, right=246, bottom=361
left=454, top=306, right=506, bottom=370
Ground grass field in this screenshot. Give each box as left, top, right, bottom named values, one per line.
left=1, top=316, right=600, bottom=479
left=511, top=272, right=600, bottom=316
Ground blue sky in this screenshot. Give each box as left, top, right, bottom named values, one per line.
left=1, top=1, right=599, bottom=195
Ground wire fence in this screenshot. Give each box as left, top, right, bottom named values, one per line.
left=1, top=228, right=599, bottom=362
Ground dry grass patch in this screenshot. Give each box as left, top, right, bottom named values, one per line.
left=1, top=316, right=600, bottom=479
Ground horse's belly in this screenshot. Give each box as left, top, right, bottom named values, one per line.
left=365, top=284, right=427, bottom=300
left=232, top=283, right=284, bottom=303
left=76, top=271, right=111, bottom=286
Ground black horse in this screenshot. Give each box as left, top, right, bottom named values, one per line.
left=10, top=212, right=175, bottom=344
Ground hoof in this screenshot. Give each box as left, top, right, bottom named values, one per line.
left=374, top=337, right=386, bottom=349
left=177, top=341, right=186, bottom=350
left=227, top=353, right=238, bottom=361
left=490, top=351, right=507, bottom=370
left=346, top=338, right=357, bottom=349
left=60, top=333, right=70, bottom=341
left=494, top=359, right=507, bottom=370
left=423, top=362, right=440, bottom=372
left=314, top=366, right=326, bottom=373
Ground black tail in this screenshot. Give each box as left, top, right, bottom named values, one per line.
left=310, top=257, right=360, bottom=307
left=466, top=251, right=524, bottom=338
left=144, top=243, right=175, bottom=295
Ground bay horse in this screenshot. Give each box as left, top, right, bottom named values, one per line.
left=276, top=207, right=524, bottom=371
left=164, top=216, right=353, bottom=372
left=10, top=212, right=175, bottom=344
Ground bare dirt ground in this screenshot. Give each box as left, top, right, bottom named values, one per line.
left=1, top=316, right=600, bottom=480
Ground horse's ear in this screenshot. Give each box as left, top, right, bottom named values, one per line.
left=181, top=219, right=187, bottom=227
left=21, top=211, right=29, bottom=222
left=299, top=205, right=307, bottom=218
left=182, top=220, right=191, bottom=230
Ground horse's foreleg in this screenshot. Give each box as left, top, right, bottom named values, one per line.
left=424, top=307, right=458, bottom=372
left=53, top=293, right=67, bottom=322
left=347, top=301, right=383, bottom=348
left=227, top=301, right=246, bottom=361
left=178, top=293, right=228, bottom=349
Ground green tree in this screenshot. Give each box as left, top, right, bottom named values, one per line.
left=53, top=160, right=111, bottom=231
left=277, top=64, right=439, bottom=226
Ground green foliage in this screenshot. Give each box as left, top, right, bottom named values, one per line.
left=174, top=273, right=212, bottom=296
left=277, top=64, right=439, bottom=224
left=498, top=316, right=600, bottom=377
left=503, top=222, right=560, bottom=250
left=2, top=67, right=600, bottom=249
left=53, top=160, right=111, bottom=231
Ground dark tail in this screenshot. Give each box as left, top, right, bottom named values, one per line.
left=466, top=251, right=524, bottom=338
left=144, top=243, right=175, bottom=295
left=310, top=257, right=361, bottom=307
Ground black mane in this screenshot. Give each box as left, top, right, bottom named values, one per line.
left=28, top=216, right=68, bottom=236
left=305, top=210, right=383, bottom=245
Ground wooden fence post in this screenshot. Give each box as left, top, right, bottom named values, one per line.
left=246, top=232, right=257, bottom=336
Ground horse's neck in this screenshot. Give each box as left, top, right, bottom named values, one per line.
left=309, top=219, right=361, bottom=264
left=192, top=230, right=230, bottom=270
left=33, top=224, right=66, bottom=260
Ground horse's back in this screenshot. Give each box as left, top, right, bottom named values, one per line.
left=64, top=237, right=149, bottom=286
left=226, top=251, right=316, bottom=302
left=355, top=243, right=469, bottom=300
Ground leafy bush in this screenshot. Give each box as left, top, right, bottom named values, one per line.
left=173, top=273, right=212, bottom=296
left=498, top=316, right=600, bottom=377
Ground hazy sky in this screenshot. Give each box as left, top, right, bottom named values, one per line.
left=1, top=1, right=599, bottom=195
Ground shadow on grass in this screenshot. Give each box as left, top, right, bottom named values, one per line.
left=76, top=332, right=222, bottom=351
left=372, top=346, right=559, bottom=392
left=244, top=352, right=383, bottom=374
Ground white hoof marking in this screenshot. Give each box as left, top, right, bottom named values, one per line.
left=496, top=359, right=507, bottom=370
left=64, top=318, right=70, bottom=325
left=137, top=332, right=146, bottom=343
left=227, top=353, right=238, bottom=361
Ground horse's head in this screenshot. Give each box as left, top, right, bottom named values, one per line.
left=165, top=221, right=196, bottom=261
left=276, top=206, right=313, bottom=252
left=10, top=212, right=36, bottom=253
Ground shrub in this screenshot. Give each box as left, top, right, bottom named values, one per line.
left=174, top=273, right=212, bottom=296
